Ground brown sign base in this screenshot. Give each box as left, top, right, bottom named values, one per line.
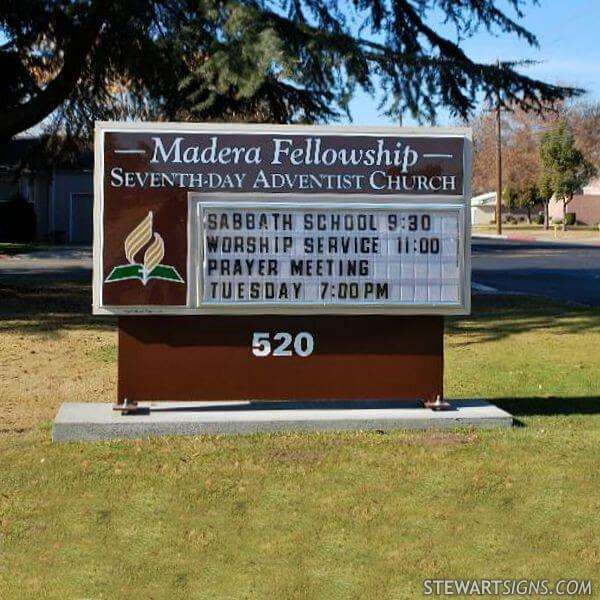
left=117, top=315, right=443, bottom=405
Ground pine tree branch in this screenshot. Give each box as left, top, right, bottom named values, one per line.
left=252, top=6, right=581, bottom=116
left=0, top=1, right=108, bottom=141
left=436, top=0, right=539, bottom=46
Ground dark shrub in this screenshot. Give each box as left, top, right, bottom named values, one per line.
left=565, top=212, right=576, bottom=226
left=0, top=195, right=36, bottom=242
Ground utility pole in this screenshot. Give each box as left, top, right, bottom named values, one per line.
left=495, top=60, right=503, bottom=235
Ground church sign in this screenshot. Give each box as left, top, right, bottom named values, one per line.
left=93, top=123, right=471, bottom=407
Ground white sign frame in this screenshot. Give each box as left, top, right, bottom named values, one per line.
left=187, top=196, right=469, bottom=314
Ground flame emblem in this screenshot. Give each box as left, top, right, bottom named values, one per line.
left=125, top=211, right=153, bottom=264
left=142, top=233, right=164, bottom=284
left=105, top=211, right=184, bottom=286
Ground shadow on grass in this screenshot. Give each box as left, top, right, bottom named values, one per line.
left=0, top=242, right=54, bottom=255
left=446, top=295, right=600, bottom=345
left=0, top=281, right=115, bottom=334
left=494, top=396, right=600, bottom=417
left=2, top=282, right=599, bottom=343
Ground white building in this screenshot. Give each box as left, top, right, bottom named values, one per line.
left=548, top=177, right=600, bottom=225
left=470, top=192, right=496, bottom=225
left=0, top=137, right=93, bottom=243
left=582, top=176, right=600, bottom=195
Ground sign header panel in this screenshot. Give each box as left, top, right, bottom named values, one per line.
left=94, top=122, right=471, bottom=315
left=103, top=129, right=465, bottom=196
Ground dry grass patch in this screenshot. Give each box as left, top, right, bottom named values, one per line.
left=0, top=282, right=116, bottom=432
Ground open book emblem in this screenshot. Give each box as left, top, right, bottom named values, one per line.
left=104, top=211, right=184, bottom=285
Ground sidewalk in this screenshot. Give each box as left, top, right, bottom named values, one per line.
left=13, top=246, right=92, bottom=260
left=473, top=231, right=600, bottom=246
left=0, top=246, right=92, bottom=282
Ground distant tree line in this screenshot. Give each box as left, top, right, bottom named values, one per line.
left=472, top=102, right=598, bottom=227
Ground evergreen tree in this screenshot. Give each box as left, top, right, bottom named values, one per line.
left=538, top=169, right=554, bottom=230
left=0, top=0, right=584, bottom=141
left=539, top=120, right=595, bottom=230
left=503, top=183, right=539, bottom=223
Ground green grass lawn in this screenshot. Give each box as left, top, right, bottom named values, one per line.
left=0, top=286, right=599, bottom=599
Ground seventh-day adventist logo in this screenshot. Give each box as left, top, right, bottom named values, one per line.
left=105, top=211, right=184, bottom=286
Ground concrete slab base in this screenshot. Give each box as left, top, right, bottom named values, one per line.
left=52, top=400, right=513, bottom=442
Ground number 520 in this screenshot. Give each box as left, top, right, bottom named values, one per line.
left=252, top=332, right=314, bottom=357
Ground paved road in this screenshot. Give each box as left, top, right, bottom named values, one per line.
left=1, top=241, right=599, bottom=306
left=472, top=239, right=600, bottom=306
left=0, top=248, right=92, bottom=283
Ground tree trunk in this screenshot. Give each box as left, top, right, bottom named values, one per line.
left=544, top=201, right=549, bottom=230
left=527, top=205, right=531, bottom=224
left=563, top=195, right=573, bottom=231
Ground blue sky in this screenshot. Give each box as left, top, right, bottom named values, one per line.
left=348, top=0, right=600, bottom=125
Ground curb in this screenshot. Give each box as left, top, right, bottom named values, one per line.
left=472, top=234, right=600, bottom=247
left=472, top=233, right=507, bottom=240
left=506, top=234, right=537, bottom=242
